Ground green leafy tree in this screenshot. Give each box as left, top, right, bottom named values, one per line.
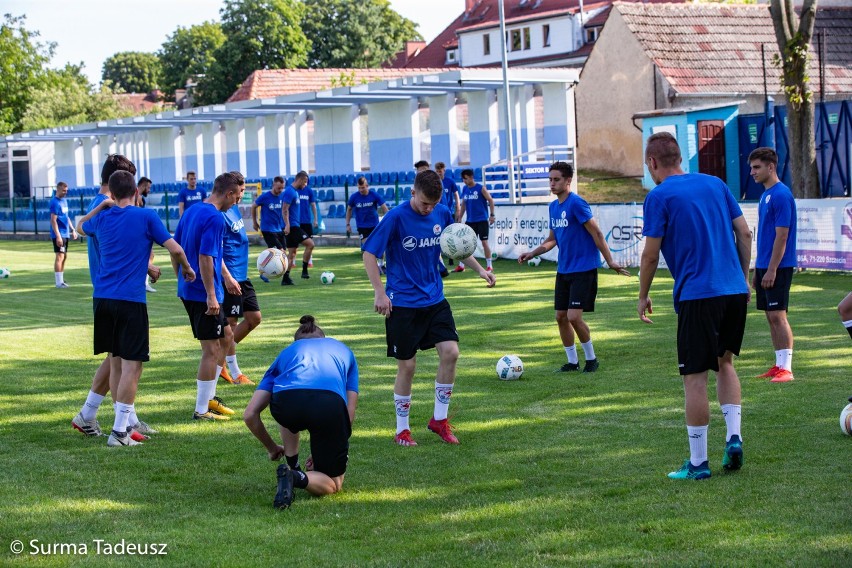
left=301, top=0, right=422, bottom=68
left=159, top=21, right=225, bottom=99
left=101, top=51, right=162, bottom=94
left=22, top=64, right=135, bottom=131
left=769, top=0, right=820, bottom=198
left=0, top=13, right=54, bottom=135
left=198, top=0, right=309, bottom=105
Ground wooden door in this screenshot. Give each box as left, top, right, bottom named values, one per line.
left=697, top=120, right=726, bottom=181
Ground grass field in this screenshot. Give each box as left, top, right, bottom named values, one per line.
left=0, top=240, right=850, bottom=567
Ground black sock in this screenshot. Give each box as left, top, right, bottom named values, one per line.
left=292, top=469, right=309, bottom=489
left=847, top=326, right=852, bottom=340
left=286, top=454, right=299, bottom=469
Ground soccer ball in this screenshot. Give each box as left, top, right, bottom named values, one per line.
left=320, top=271, right=335, bottom=285
left=0, top=267, right=9, bottom=278
left=257, top=248, right=287, bottom=278
left=440, top=223, right=477, bottom=261
left=527, top=256, right=542, bottom=267
left=496, top=355, right=524, bottom=381
left=840, top=403, right=852, bottom=436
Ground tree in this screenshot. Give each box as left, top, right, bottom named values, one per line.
left=301, top=0, right=422, bottom=69
left=0, top=13, right=54, bottom=135
left=198, top=0, right=309, bottom=105
left=769, top=0, right=820, bottom=198
left=101, top=51, right=162, bottom=94
left=22, top=64, right=134, bottom=131
left=159, top=21, right=225, bottom=99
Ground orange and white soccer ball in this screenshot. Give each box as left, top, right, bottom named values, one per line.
left=257, top=248, right=287, bottom=278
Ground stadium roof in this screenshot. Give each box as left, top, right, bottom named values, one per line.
left=4, top=68, right=579, bottom=143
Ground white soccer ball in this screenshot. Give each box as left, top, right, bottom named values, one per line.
left=840, top=403, right=852, bottom=436
left=440, top=223, right=477, bottom=261
left=527, top=256, right=541, bottom=267
left=320, top=271, right=335, bottom=285
left=496, top=355, right=524, bottom=381
left=257, top=248, right=287, bottom=278
left=0, top=267, right=9, bottom=279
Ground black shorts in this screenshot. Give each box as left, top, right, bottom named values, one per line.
left=286, top=226, right=310, bottom=249
left=300, top=223, right=314, bottom=238
left=270, top=389, right=351, bottom=478
left=385, top=299, right=458, bottom=360
left=755, top=267, right=793, bottom=311
left=93, top=298, right=149, bottom=361
left=676, top=294, right=748, bottom=375
left=222, top=279, right=260, bottom=320
left=182, top=299, right=226, bottom=340
left=357, top=226, right=375, bottom=240
left=261, top=231, right=286, bottom=250
left=53, top=237, right=70, bottom=254
left=466, top=220, right=490, bottom=241
left=554, top=269, right=598, bottom=311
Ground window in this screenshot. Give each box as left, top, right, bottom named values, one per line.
left=483, top=34, right=490, bottom=56
left=511, top=29, right=521, bottom=52
left=523, top=27, right=531, bottom=50
left=445, top=49, right=457, bottom=64
left=586, top=27, right=599, bottom=43
left=543, top=24, right=551, bottom=47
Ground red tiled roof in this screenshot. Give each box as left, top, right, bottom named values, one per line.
left=227, top=68, right=448, bottom=102
left=584, top=6, right=611, bottom=28
left=401, top=0, right=682, bottom=69
left=383, top=41, right=427, bottom=69
left=114, top=91, right=170, bottom=113
left=615, top=2, right=852, bottom=96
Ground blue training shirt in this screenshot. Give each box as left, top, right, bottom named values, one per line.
left=49, top=196, right=71, bottom=238
left=82, top=206, right=172, bottom=303
left=222, top=205, right=249, bottom=282
left=348, top=190, right=385, bottom=229
left=85, top=193, right=109, bottom=282
left=178, top=187, right=207, bottom=211
left=442, top=176, right=459, bottom=211
left=282, top=185, right=300, bottom=228
left=461, top=183, right=489, bottom=223
left=643, top=173, right=748, bottom=312
left=254, top=190, right=285, bottom=232
left=550, top=192, right=598, bottom=274
left=174, top=202, right=225, bottom=303
left=756, top=181, right=797, bottom=269
left=297, top=186, right=316, bottom=225
left=362, top=199, right=453, bottom=308
left=257, top=337, right=359, bottom=403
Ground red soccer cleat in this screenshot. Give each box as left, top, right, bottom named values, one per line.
left=394, top=429, right=418, bottom=446
left=428, top=417, right=460, bottom=444
left=756, top=365, right=779, bottom=379
left=770, top=369, right=794, bottom=383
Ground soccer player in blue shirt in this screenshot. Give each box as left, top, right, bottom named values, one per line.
left=218, top=171, right=260, bottom=386
left=346, top=177, right=389, bottom=272
left=49, top=181, right=78, bottom=288
left=77, top=170, right=194, bottom=446
left=244, top=315, right=359, bottom=509
left=456, top=169, right=496, bottom=273
left=639, top=132, right=752, bottom=480
left=72, top=155, right=160, bottom=440
left=252, top=176, right=287, bottom=284
left=282, top=172, right=315, bottom=283
left=518, top=162, right=630, bottom=373
left=174, top=172, right=243, bottom=421
left=362, top=170, right=496, bottom=446
left=297, top=179, right=318, bottom=268
left=749, top=147, right=797, bottom=383
left=177, top=171, right=207, bottom=217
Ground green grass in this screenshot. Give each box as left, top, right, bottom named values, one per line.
left=0, top=240, right=850, bottom=567
left=577, top=169, right=647, bottom=203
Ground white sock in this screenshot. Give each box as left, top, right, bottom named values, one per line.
left=776, top=349, right=793, bottom=371
left=581, top=340, right=596, bottom=361
left=564, top=345, right=579, bottom=365
left=113, top=402, right=133, bottom=436
left=196, top=380, right=216, bottom=414
left=80, top=391, right=105, bottom=422
left=208, top=379, right=218, bottom=402
left=720, top=404, right=741, bottom=442
left=54, top=272, right=63, bottom=286
left=127, top=407, right=139, bottom=428
left=486, top=258, right=492, bottom=268
left=394, top=393, right=411, bottom=434
left=687, top=425, right=708, bottom=466
left=434, top=382, right=453, bottom=421
left=226, top=355, right=242, bottom=377
left=215, top=365, right=223, bottom=379
left=843, top=320, right=852, bottom=329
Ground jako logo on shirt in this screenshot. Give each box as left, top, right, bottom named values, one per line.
left=230, top=218, right=244, bottom=233
left=268, top=203, right=281, bottom=211
left=765, top=195, right=772, bottom=204
left=551, top=210, right=570, bottom=228
left=403, top=234, right=441, bottom=251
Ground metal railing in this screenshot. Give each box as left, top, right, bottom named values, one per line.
left=482, top=145, right=575, bottom=204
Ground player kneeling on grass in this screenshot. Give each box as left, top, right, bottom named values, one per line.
left=243, top=316, right=358, bottom=509
left=77, top=170, right=195, bottom=447
left=361, top=170, right=496, bottom=447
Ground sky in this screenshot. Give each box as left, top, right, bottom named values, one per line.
left=4, top=0, right=461, bottom=86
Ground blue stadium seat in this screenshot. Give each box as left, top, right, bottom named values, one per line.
left=406, top=171, right=416, bottom=183
left=336, top=204, right=346, bottom=217
left=474, top=167, right=483, bottom=181
left=325, top=189, right=335, bottom=201
left=326, top=204, right=338, bottom=218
